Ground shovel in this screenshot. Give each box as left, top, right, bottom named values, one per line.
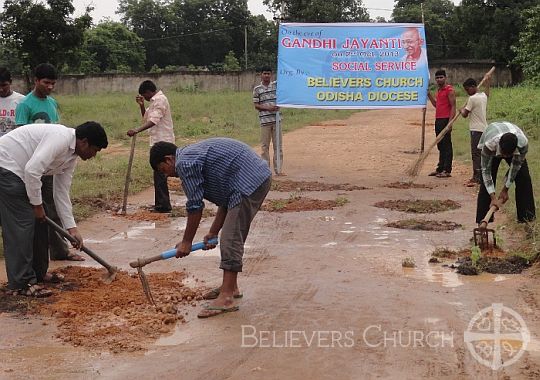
left=473, top=205, right=498, bottom=250
left=45, top=216, right=118, bottom=284
left=129, top=238, right=218, bottom=305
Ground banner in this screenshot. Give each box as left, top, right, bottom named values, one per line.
left=277, top=23, right=429, bottom=109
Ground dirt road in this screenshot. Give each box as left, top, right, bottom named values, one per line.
left=1, top=108, right=540, bottom=379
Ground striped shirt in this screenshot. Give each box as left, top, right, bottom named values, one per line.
left=253, top=81, right=277, bottom=126
left=175, top=138, right=271, bottom=212
left=478, top=121, right=529, bottom=194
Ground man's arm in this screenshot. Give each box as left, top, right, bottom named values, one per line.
left=460, top=96, right=473, bottom=118
left=176, top=209, right=203, bottom=258
left=53, top=162, right=82, bottom=248
left=136, top=95, right=145, bottom=117
left=448, top=88, right=456, bottom=119
left=203, top=206, right=227, bottom=249
left=484, top=75, right=492, bottom=97
left=427, top=90, right=436, bottom=107
left=15, top=102, right=30, bottom=126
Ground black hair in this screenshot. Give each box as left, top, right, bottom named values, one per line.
left=138, top=80, right=157, bottom=94
left=260, top=66, right=272, bottom=73
left=463, top=78, right=477, bottom=88
left=75, top=121, right=108, bottom=149
left=499, top=132, right=518, bottom=156
left=435, top=69, right=446, bottom=77
left=34, top=63, right=57, bottom=80
left=0, top=67, right=12, bottom=82
left=150, top=141, right=178, bottom=170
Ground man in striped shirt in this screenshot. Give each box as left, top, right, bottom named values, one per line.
left=476, top=121, right=535, bottom=226
left=150, top=138, right=271, bottom=318
left=253, top=67, right=283, bottom=175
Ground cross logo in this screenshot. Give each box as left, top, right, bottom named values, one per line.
left=464, top=303, right=530, bottom=370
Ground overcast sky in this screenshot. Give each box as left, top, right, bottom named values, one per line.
left=0, top=1, right=461, bottom=22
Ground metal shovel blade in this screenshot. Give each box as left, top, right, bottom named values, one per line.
left=473, top=227, right=497, bottom=251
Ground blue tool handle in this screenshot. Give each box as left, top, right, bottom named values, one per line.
left=129, top=238, right=219, bottom=268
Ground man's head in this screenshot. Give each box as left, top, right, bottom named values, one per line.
left=463, top=78, right=478, bottom=96
left=138, top=80, right=158, bottom=101
left=150, top=141, right=178, bottom=176
left=34, top=63, right=57, bottom=97
left=499, top=132, right=518, bottom=158
left=75, top=121, right=108, bottom=160
left=0, top=67, right=13, bottom=98
left=434, top=69, right=447, bottom=87
left=401, top=28, right=423, bottom=61
left=259, top=66, right=273, bottom=85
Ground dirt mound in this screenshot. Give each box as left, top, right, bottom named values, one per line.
left=387, top=219, right=461, bottom=231
left=13, top=267, right=207, bottom=353
left=457, top=256, right=531, bottom=275
left=385, top=182, right=433, bottom=189
left=431, top=247, right=471, bottom=259
left=262, top=196, right=348, bottom=212
left=374, top=199, right=460, bottom=213
left=271, top=179, right=368, bottom=192
left=120, top=210, right=170, bottom=221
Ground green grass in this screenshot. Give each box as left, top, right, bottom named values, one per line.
left=57, top=90, right=355, bottom=220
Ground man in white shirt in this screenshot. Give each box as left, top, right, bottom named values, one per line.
left=127, top=80, right=175, bottom=213
left=0, top=67, right=24, bottom=137
left=460, top=75, right=491, bottom=186
left=0, top=122, right=108, bottom=297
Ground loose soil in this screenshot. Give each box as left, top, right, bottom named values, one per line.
left=386, top=219, right=462, bottom=231
left=262, top=197, right=348, bottom=212
left=120, top=210, right=170, bottom=222
left=167, top=177, right=183, bottom=192
left=457, top=256, right=531, bottom=275
left=170, top=207, right=216, bottom=218
left=16, top=266, right=207, bottom=353
left=374, top=199, right=460, bottom=213
left=385, top=181, right=433, bottom=189
left=73, top=195, right=120, bottom=212
left=271, top=179, right=368, bottom=192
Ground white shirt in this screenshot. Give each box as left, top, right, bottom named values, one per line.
left=144, top=90, right=175, bottom=146
left=0, top=123, right=78, bottom=228
left=464, top=92, right=488, bottom=132
left=0, top=91, right=25, bottom=137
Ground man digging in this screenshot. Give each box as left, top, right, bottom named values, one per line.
left=150, top=138, right=271, bottom=318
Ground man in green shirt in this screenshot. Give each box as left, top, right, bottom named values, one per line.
left=15, top=63, right=83, bottom=263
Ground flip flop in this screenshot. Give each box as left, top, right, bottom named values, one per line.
left=197, top=305, right=239, bottom=319
left=18, top=284, right=53, bottom=298
left=66, top=252, right=85, bottom=261
left=202, top=287, right=243, bottom=300
left=42, top=272, right=65, bottom=284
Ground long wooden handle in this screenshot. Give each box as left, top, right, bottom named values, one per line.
left=481, top=205, right=498, bottom=225
left=121, top=135, right=137, bottom=213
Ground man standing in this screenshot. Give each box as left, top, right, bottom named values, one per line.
left=15, top=63, right=80, bottom=261
left=476, top=121, right=535, bottom=227
left=150, top=138, right=271, bottom=318
left=0, top=122, right=108, bottom=297
left=460, top=75, right=491, bottom=186
left=253, top=67, right=283, bottom=175
left=0, top=67, right=24, bottom=137
left=427, top=69, right=456, bottom=178
left=127, top=80, right=175, bottom=213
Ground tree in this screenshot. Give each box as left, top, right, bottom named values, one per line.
left=392, top=0, right=457, bottom=60
left=513, top=6, right=540, bottom=83
left=76, top=22, right=146, bottom=73
left=263, top=0, right=369, bottom=22
left=223, top=51, right=241, bottom=71
left=245, top=14, right=278, bottom=70
left=0, top=0, right=91, bottom=74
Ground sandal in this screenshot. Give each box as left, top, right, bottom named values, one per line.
left=197, top=304, right=239, bottom=318
left=66, top=252, right=85, bottom=261
left=202, top=287, right=243, bottom=300
left=19, top=284, right=53, bottom=298
left=43, top=272, right=65, bottom=284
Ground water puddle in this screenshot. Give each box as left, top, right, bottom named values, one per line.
left=404, top=264, right=513, bottom=288
left=155, top=327, right=192, bottom=346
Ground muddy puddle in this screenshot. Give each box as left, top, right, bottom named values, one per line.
left=385, top=181, right=433, bottom=189
left=1, top=267, right=207, bottom=353
left=374, top=199, right=460, bottom=213
left=386, top=219, right=462, bottom=231
left=429, top=247, right=532, bottom=275
left=262, top=196, right=348, bottom=212
left=271, top=179, right=368, bottom=192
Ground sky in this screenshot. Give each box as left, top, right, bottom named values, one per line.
left=0, top=1, right=461, bottom=22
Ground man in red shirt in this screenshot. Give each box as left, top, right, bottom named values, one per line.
left=427, top=69, right=456, bottom=178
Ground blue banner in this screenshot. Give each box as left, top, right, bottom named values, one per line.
left=277, top=23, right=429, bottom=109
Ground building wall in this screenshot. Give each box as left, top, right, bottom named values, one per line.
left=11, top=62, right=512, bottom=95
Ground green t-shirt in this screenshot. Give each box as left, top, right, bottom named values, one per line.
left=15, top=92, right=59, bottom=125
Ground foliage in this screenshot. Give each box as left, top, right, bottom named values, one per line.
left=264, top=0, right=369, bottom=22
left=74, top=21, right=145, bottom=73
left=471, top=245, right=481, bottom=267
left=0, top=0, right=91, bottom=74
left=513, top=6, right=540, bottom=83
left=223, top=51, right=241, bottom=71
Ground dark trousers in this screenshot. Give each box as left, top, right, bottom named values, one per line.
left=0, top=168, right=48, bottom=289
left=435, top=118, right=453, bottom=173
left=470, top=131, right=483, bottom=182
left=154, top=169, right=171, bottom=210
left=476, top=157, right=536, bottom=224
left=41, top=176, right=70, bottom=260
